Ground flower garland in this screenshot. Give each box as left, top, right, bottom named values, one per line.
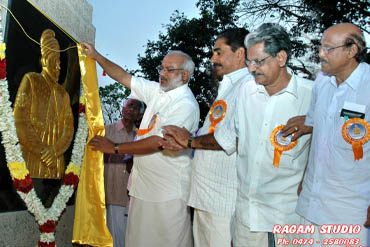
left=0, top=43, right=89, bottom=247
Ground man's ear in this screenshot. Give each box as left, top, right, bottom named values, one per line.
left=182, top=71, right=190, bottom=84
left=346, top=43, right=358, bottom=60
left=236, top=47, right=245, bottom=61
left=277, top=50, right=288, bottom=67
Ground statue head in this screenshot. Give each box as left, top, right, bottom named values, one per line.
left=40, top=29, right=61, bottom=81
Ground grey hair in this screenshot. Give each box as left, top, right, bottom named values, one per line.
left=166, top=50, right=195, bottom=82
left=244, top=23, right=292, bottom=62
left=345, top=33, right=367, bottom=62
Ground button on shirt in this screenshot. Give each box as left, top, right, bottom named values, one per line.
left=296, top=62, right=370, bottom=226
left=227, top=74, right=313, bottom=231
left=188, top=68, right=252, bottom=217
left=129, top=76, right=200, bottom=202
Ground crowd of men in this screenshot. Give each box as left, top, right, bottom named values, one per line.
left=83, top=22, right=370, bottom=247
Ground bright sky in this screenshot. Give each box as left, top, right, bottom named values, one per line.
left=86, top=0, right=199, bottom=86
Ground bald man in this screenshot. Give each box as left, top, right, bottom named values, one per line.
left=291, top=23, right=370, bottom=246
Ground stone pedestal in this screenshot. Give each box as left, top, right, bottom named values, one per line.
left=0, top=205, right=75, bottom=247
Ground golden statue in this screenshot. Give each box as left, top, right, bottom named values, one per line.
left=13, top=29, right=74, bottom=179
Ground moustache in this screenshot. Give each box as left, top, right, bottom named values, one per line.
left=213, top=63, right=222, bottom=68
left=159, top=77, right=168, bottom=83
left=320, top=58, right=328, bottom=63
left=251, top=71, right=263, bottom=77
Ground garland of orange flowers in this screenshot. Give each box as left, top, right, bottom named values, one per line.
left=0, top=43, right=89, bottom=247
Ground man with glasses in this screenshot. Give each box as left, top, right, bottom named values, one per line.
left=291, top=23, right=370, bottom=246
left=160, top=28, right=251, bottom=247
left=230, top=23, right=313, bottom=246
left=81, top=42, right=200, bottom=247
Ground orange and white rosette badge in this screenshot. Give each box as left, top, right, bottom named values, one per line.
left=137, top=114, right=157, bottom=136
left=342, top=118, right=370, bottom=161
left=270, top=125, right=297, bottom=167
left=208, top=100, right=227, bottom=134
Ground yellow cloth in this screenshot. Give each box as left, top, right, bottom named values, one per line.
left=72, top=45, right=113, bottom=246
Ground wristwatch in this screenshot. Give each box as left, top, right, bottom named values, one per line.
left=114, top=143, right=119, bottom=154
left=187, top=136, right=195, bottom=149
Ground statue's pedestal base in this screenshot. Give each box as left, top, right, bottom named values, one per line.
left=0, top=205, right=75, bottom=247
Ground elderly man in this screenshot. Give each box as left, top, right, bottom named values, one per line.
left=293, top=23, right=370, bottom=246
left=81, top=42, right=200, bottom=247
left=228, top=23, right=313, bottom=246
left=161, top=28, right=251, bottom=247
left=103, top=99, right=142, bottom=247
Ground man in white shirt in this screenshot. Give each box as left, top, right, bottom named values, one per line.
left=81, top=42, right=200, bottom=247
left=161, top=28, right=252, bottom=247
left=293, top=23, right=370, bottom=246
left=230, top=23, right=313, bottom=246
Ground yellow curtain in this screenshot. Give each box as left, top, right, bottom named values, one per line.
left=72, top=44, right=113, bottom=246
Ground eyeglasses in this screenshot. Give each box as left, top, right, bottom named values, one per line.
left=156, top=65, right=184, bottom=74
left=245, top=55, right=271, bottom=67
left=319, top=44, right=349, bottom=54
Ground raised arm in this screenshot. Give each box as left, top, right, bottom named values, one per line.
left=80, top=42, right=132, bottom=89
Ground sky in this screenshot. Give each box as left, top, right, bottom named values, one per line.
left=86, top=0, right=200, bottom=86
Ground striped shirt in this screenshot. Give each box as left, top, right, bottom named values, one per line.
left=188, top=68, right=252, bottom=217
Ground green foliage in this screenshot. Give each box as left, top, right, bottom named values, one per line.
left=99, top=83, right=131, bottom=124
left=137, top=0, right=242, bottom=122
left=239, top=0, right=370, bottom=79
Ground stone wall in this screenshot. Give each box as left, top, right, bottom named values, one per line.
left=0, top=206, right=75, bottom=247
left=0, top=0, right=95, bottom=43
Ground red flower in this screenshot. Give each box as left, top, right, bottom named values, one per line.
left=63, top=172, right=79, bottom=189
left=0, top=58, right=6, bottom=80
left=13, top=174, right=33, bottom=193
left=78, top=103, right=85, bottom=114
left=38, top=241, right=56, bottom=247
left=39, top=220, right=56, bottom=233
left=102, top=70, right=106, bottom=76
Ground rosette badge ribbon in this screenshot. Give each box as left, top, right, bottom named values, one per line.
left=270, top=125, right=298, bottom=167
left=137, top=113, right=158, bottom=136
left=208, top=100, right=227, bottom=134
left=342, top=118, right=370, bottom=161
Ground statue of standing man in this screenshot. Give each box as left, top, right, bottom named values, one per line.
left=14, top=29, right=74, bottom=179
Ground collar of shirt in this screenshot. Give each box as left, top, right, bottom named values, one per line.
left=250, top=73, right=299, bottom=99
left=328, top=62, right=363, bottom=90
left=222, top=67, right=249, bottom=85
left=218, top=67, right=249, bottom=94
left=115, top=120, right=135, bottom=132
left=158, top=83, right=189, bottom=101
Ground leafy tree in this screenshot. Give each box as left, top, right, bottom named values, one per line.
left=99, top=83, right=130, bottom=124
left=137, top=0, right=242, bottom=122
left=238, top=0, right=370, bottom=79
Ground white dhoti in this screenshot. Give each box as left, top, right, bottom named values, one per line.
left=125, top=197, right=193, bottom=247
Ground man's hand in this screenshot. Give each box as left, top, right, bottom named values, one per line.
left=41, top=147, right=56, bottom=167
left=159, top=138, right=186, bottom=151
left=364, top=205, right=370, bottom=228
left=89, top=136, right=115, bottom=154
left=282, top=115, right=313, bottom=141
left=80, top=42, right=100, bottom=60
left=161, top=125, right=191, bottom=148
